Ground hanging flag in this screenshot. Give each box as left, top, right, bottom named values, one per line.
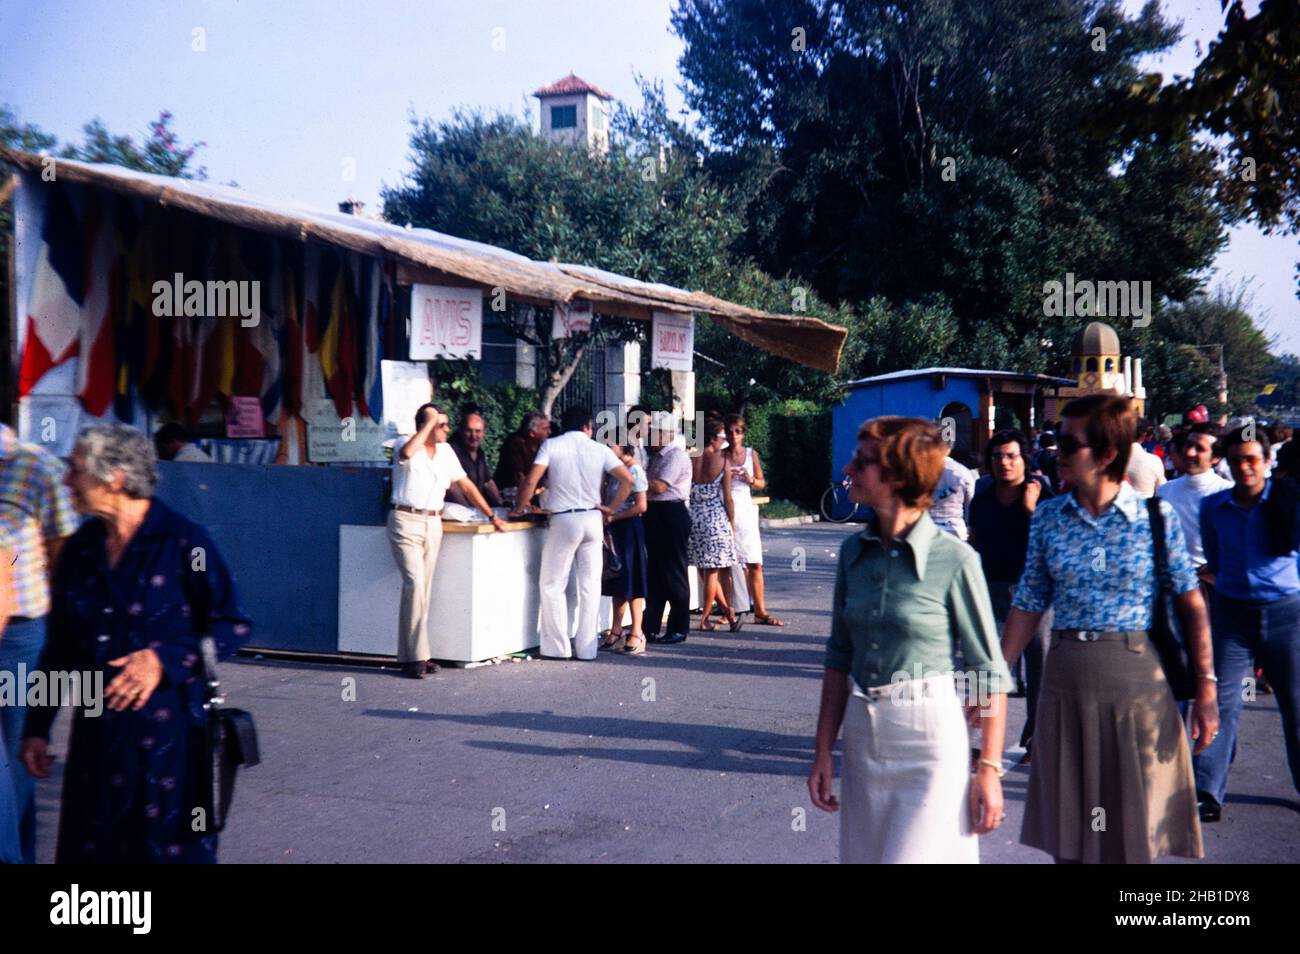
left=19, top=183, right=84, bottom=396
left=77, top=194, right=118, bottom=416
left=364, top=258, right=387, bottom=424
left=318, top=254, right=358, bottom=420
left=299, top=246, right=327, bottom=409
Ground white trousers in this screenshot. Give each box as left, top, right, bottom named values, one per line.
left=840, top=675, right=978, bottom=864
left=538, top=511, right=604, bottom=660
left=387, top=509, right=443, bottom=663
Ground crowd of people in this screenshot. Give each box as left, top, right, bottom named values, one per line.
left=811, top=398, right=1299, bottom=864
left=0, top=394, right=1294, bottom=866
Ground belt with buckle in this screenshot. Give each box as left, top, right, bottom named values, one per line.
left=551, top=508, right=596, bottom=515
left=1052, top=629, right=1144, bottom=643
left=393, top=504, right=443, bottom=516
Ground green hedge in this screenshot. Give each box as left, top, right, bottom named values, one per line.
left=430, top=361, right=539, bottom=473
left=743, top=400, right=830, bottom=510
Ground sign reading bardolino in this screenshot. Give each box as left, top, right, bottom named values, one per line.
left=651, top=310, right=694, bottom=372
left=552, top=299, right=593, bottom=339
left=409, top=284, right=482, bottom=360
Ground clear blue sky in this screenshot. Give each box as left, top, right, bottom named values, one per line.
left=2, top=0, right=1295, bottom=356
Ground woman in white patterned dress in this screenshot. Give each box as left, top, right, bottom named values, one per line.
left=723, top=414, right=783, bottom=626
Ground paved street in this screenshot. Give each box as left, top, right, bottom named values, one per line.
left=34, top=523, right=1300, bottom=863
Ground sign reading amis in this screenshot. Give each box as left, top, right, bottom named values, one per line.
left=410, top=284, right=482, bottom=360
left=651, top=311, right=694, bottom=372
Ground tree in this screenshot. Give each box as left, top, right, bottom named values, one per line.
left=672, top=0, right=1228, bottom=379
left=1135, top=283, right=1276, bottom=420
left=1098, top=0, right=1299, bottom=241
left=61, top=110, right=207, bottom=180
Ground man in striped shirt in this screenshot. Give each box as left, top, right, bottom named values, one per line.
left=0, top=423, right=79, bottom=862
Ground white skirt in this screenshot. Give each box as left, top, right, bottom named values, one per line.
left=732, top=498, right=762, bottom=564
left=840, top=675, right=978, bottom=864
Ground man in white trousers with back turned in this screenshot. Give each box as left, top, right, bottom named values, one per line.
left=513, top=406, right=633, bottom=659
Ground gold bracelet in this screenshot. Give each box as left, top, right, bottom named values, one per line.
left=977, top=758, right=1005, bottom=778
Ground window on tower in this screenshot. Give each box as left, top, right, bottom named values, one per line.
left=551, top=105, right=577, bottom=129
left=1105, top=358, right=1114, bottom=372
left=1086, top=358, right=1098, bottom=372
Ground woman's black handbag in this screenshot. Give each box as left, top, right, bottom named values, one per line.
left=1147, top=498, right=1196, bottom=701
left=199, top=636, right=260, bottom=833
left=602, top=527, right=624, bottom=587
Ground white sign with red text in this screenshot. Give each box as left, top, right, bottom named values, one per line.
left=410, top=284, right=482, bottom=360
left=651, top=311, right=694, bottom=371
left=552, top=299, right=593, bottom=339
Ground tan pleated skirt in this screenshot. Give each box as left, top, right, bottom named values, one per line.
left=1020, top=632, right=1203, bottom=863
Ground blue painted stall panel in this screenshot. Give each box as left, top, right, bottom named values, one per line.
left=154, top=462, right=388, bottom=652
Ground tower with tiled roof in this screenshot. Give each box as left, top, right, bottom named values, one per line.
left=533, top=74, right=614, bottom=154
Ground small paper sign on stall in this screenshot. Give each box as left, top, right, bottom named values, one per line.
left=225, top=396, right=265, bottom=438
left=409, top=284, right=482, bottom=360
left=306, top=399, right=389, bottom=463
left=552, top=299, right=593, bottom=339
left=651, top=310, right=694, bottom=371
left=380, top=360, right=433, bottom=438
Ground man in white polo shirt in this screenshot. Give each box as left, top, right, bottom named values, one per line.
left=390, top=402, right=506, bottom=678
left=513, top=406, right=633, bottom=660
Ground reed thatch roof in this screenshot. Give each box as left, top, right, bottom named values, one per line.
left=1, top=147, right=846, bottom=373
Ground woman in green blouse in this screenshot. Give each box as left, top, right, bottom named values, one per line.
left=808, top=416, right=1012, bottom=863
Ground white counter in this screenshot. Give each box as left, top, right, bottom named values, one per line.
left=338, top=520, right=550, bottom=662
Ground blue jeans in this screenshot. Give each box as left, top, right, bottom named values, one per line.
left=1193, top=591, right=1300, bottom=804
left=0, top=615, right=48, bottom=864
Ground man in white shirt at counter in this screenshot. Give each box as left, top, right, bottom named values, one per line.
left=513, top=406, right=633, bottom=660
left=390, top=402, right=506, bottom=679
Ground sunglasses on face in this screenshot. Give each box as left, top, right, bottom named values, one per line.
left=1229, top=454, right=1264, bottom=467
left=1056, top=433, right=1088, bottom=458
left=851, top=451, right=881, bottom=470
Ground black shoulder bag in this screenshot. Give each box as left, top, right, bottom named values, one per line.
left=199, top=636, right=260, bottom=833
left=1146, top=497, right=1196, bottom=701
left=182, top=550, right=260, bottom=833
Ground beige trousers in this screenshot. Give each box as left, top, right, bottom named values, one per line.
left=387, top=509, right=444, bottom=663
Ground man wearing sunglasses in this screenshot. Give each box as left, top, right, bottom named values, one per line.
left=1195, top=425, right=1300, bottom=822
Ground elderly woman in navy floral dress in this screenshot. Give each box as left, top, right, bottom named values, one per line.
left=21, top=424, right=251, bottom=863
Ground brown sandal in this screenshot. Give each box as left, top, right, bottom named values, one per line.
left=754, top=613, right=784, bottom=627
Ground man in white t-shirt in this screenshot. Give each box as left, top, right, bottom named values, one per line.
left=1156, top=424, right=1232, bottom=568
left=513, top=406, right=633, bottom=660
left=390, top=403, right=506, bottom=678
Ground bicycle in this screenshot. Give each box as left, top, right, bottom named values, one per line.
left=819, top=477, right=861, bottom=523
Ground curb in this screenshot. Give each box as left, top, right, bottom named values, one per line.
left=760, top=515, right=820, bottom=529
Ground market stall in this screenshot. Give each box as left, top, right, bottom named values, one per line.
left=2, top=148, right=845, bottom=660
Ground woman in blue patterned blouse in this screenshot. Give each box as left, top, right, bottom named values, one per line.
left=20, top=424, right=252, bottom=863
left=1000, top=395, right=1219, bottom=863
